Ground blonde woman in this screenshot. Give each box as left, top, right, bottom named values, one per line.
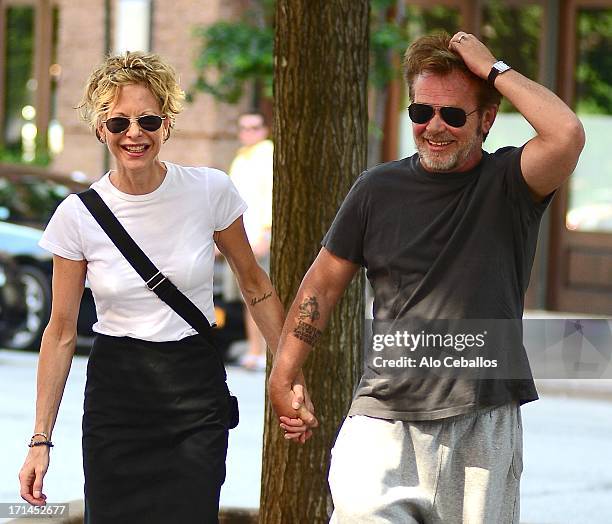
left=18, top=51, right=313, bottom=523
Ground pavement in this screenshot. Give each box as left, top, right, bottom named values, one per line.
left=520, top=395, right=612, bottom=524
left=1, top=343, right=612, bottom=523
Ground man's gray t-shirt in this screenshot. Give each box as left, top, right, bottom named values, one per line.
left=322, top=146, right=553, bottom=421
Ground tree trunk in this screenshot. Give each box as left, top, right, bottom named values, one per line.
left=260, top=1, right=369, bottom=523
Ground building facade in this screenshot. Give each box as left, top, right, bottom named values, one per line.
left=0, top=0, right=249, bottom=179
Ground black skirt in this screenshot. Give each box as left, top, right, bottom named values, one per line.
left=82, top=333, right=232, bottom=524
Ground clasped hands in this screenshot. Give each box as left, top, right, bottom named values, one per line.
left=268, top=370, right=318, bottom=444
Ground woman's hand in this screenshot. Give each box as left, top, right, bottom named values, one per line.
left=19, top=447, right=50, bottom=506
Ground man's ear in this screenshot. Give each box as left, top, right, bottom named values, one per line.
left=481, top=104, right=499, bottom=136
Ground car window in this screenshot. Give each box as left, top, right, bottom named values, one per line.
left=0, top=175, right=71, bottom=227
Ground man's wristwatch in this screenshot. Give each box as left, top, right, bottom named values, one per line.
left=487, top=61, right=512, bottom=87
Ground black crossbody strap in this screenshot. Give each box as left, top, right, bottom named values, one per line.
left=77, top=188, right=212, bottom=335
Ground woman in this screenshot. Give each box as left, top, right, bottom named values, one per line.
left=18, top=51, right=313, bottom=523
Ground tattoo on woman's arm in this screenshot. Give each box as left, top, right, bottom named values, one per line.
left=297, top=296, right=320, bottom=322
left=250, top=292, right=272, bottom=306
left=292, top=320, right=322, bottom=347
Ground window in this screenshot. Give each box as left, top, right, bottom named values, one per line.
left=2, top=6, right=35, bottom=160
left=566, top=8, right=612, bottom=233
left=114, top=0, right=152, bottom=53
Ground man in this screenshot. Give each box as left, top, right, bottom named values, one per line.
left=269, top=31, right=584, bottom=522
left=225, top=111, right=273, bottom=370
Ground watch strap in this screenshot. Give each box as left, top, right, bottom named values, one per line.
left=487, top=61, right=511, bottom=87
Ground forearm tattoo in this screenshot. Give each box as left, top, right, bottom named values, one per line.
left=292, top=320, right=322, bottom=347
left=250, top=291, right=272, bottom=306
left=297, top=296, right=320, bottom=322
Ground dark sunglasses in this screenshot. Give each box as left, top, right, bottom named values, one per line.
left=408, top=103, right=478, bottom=128
left=102, top=115, right=166, bottom=134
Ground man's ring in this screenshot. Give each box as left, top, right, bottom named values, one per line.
left=458, top=34, right=467, bottom=43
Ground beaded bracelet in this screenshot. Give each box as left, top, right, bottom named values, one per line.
left=28, top=432, right=53, bottom=448
left=28, top=440, right=54, bottom=448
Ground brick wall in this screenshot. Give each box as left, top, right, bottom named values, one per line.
left=51, top=0, right=248, bottom=180
left=51, top=0, right=106, bottom=179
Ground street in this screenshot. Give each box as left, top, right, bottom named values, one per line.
left=1, top=349, right=611, bottom=523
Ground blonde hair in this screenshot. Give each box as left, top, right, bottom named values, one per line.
left=77, top=50, right=185, bottom=132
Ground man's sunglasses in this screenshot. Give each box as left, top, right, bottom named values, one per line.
left=102, top=115, right=166, bottom=134
left=408, top=103, right=478, bottom=128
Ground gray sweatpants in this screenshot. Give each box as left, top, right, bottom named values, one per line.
left=329, top=403, right=523, bottom=524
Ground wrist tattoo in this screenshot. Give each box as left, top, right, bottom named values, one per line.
left=292, top=320, right=322, bottom=347
left=250, top=291, right=272, bottom=306
left=298, top=296, right=321, bottom=322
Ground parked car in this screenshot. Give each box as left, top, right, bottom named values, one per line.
left=0, top=253, right=27, bottom=346
left=0, top=220, right=96, bottom=351
left=0, top=165, right=95, bottom=351
left=0, top=163, right=89, bottom=228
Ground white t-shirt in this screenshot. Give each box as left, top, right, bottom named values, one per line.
left=39, top=161, right=247, bottom=341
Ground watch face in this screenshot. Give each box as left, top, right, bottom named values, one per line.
left=495, top=61, right=511, bottom=73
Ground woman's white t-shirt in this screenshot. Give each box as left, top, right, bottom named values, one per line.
left=39, top=162, right=247, bottom=342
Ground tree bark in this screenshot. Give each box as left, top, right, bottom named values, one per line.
left=260, top=1, right=369, bottom=523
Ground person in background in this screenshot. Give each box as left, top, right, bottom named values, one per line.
left=225, top=111, right=273, bottom=370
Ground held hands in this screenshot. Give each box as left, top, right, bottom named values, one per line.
left=18, top=447, right=50, bottom=506
left=268, top=370, right=318, bottom=445
left=448, top=32, right=497, bottom=80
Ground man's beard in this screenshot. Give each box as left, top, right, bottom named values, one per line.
left=415, top=128, right=482, bottom=172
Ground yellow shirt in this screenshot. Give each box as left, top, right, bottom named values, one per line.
left=228, top=139, right=273, bottom=246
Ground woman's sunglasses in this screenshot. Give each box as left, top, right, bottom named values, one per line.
left=102, top=115, right=166, bottom=134
left=408, top=103, right=478, bottom=128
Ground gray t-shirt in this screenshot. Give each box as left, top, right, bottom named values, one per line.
left=322, top=146, right=553, bottom=421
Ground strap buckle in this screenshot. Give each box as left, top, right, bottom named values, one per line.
left=145, top=271, right=167, bottom=291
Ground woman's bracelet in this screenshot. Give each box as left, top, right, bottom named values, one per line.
left=28, top=440, right=54, bottom=448
left=28, top=432, right=53, bottom=448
